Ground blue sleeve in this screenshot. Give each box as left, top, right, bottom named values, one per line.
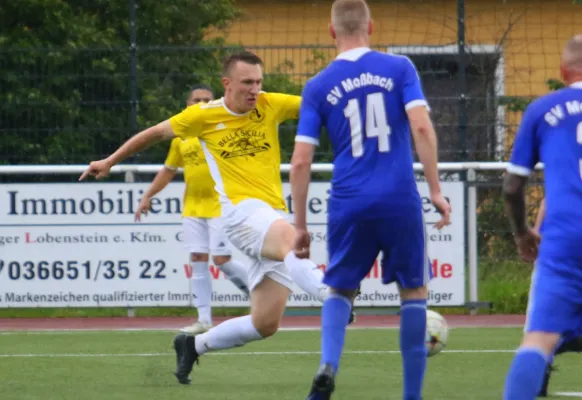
left=401, top=56, right=430, bottom=111
left=507, top=104, right=540, bottom=176
left=296, top=79, right=322, bottom=146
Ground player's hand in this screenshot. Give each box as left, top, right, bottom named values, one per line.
left=79, top=159, right=113, bottom=181
left=134, top=196, right=151, bottom=222
left=430, top=192, right=451, bottom=230
left=293, top=227, right=311, bottom=259
left=515, top=228, right=541, bottom=262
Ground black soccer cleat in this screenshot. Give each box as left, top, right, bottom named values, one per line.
left=173, top=332, right=199, bottom=385
left=306, top=364, right=335, bottom=400
left=537, top=363, right=554, bottom=397
left=537, top=335, right=582, bottom=396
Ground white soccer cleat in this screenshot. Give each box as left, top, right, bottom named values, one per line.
left=179, top=321, right=212, bottom=335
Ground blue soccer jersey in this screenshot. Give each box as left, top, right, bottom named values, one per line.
left=296, top=47, right=428, bottom=218
left=508, top=82, right=582, bottom=262
left=296, top=47, right=432, bottom=290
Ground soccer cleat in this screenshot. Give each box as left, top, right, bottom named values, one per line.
left=537, top=364, right=555, bottom=397
left=537, top=335, right=582, bottom=397
left=179, top=321, right=212, bottom=335
left=173, top=332, right=199, bottom=385
left=306, top=364, right=335, bottom=400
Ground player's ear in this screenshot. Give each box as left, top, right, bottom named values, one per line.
left=221, top=76, right=229, bottom=91
left=329, top=23, right=336, bottom=40
left=368, top=19, right=373, bottom=36
left=559, top=62, right=568, bottom=83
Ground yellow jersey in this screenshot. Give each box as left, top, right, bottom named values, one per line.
left=169, top=92, right=301, bottom=211
left=164, top=137, right=221, bottom=218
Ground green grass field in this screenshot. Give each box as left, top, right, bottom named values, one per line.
left=1, top=327, right=580, bottom=400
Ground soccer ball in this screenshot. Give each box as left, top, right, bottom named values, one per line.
left=426, top=309, right=449, bottom=357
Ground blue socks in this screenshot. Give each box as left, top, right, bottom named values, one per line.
left=400, top=299, right=428, bottom=400
left=503, top=347, right=548, bottom=400
left=320, top=293, right=352, bottom=374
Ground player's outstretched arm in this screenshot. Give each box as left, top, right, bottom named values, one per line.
left=135, top=167, right=177, bottom=222
left=408, top=106, right=451, bottom=228
left=79, top=120, right=175, bottom=181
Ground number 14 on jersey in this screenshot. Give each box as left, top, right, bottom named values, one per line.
left=344, top=92, right=391, bottom=158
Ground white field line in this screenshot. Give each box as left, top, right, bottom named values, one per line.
left=0, top=349, right=517, bottom=358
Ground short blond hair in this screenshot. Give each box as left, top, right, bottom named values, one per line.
left=562, top=34, right=582, bottom=72
left=331, top=0, right=371, bottom=36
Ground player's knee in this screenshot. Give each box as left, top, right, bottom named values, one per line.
left=191, top=253, right=209, bottom=263
left=262, top=219, right=295, bottom=261
left=251, top=315, right=281, bottom=338
left=399, top=285, right=428, bottom=301
left=521, top=332, right=561, bottom=356
left=212, top=255, right=231, bottom=266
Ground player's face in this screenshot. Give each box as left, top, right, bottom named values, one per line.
left=187, top=89, right=214, bottom=107
left=223, top=61, right=263, bottom=113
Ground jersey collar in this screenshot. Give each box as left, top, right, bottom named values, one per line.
left=571, top=81, right=582, bottom=89
left=335, top=47, right=371, bottom=62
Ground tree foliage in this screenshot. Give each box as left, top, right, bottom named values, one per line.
left=0, top=0, right=239, bottom=165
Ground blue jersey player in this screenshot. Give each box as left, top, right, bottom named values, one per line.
left=532, top=199, right=582, bottom=397
left=289, top=1, right=451, bottom=399
left=503, top=34, right=582, bottom=400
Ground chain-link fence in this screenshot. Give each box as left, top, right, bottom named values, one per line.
left=3, top=1, right=579, bottom=164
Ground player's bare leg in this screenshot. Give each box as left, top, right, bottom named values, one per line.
left=307, top=287, right=359, bottom=400
left=263, top=218, right=358, bottom=323
left=261, top=219, right=330, bottom=301
left=174, top=276, right=289, bottom=384
left=174, top=202, right=352, bottom=385
left=180, top=252, right=214, bottom=335
left=399, top=285, right=429, bottom=400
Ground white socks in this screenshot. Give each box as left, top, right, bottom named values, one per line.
left=195, top=315, right=263, bottom=355
left=190, top=261, right=212, bottom=324
left=218, top=260, right=250, bottom=295
left=284, top=251, right=330, bottom=302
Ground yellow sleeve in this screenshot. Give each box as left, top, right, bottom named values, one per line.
left=169, top=103, right=203, bottom=139
left=164, top=138, right=183, bottom=169
left=265, top=92, right=302, bottom=122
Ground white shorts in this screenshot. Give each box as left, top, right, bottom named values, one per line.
left=182, top=217, right=231, bottom=256
left=222, top=198, right=293, bottom=292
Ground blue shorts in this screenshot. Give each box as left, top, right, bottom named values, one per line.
left=324, top=206, right=432, bottom=291
left=525, top=258, right=582, bottom=338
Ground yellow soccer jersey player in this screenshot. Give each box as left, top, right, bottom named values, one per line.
left=169, top=92, right=301, bottom=211
left=81, top=54, right=336, bottom=384
left=164, top=137, right=221, bottom=218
